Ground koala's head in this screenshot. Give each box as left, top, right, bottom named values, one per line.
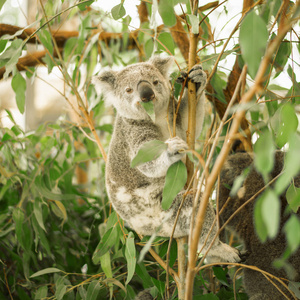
left=93, top=56, right=173, bottom=120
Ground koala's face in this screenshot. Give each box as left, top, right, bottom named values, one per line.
left=93, top=56, right=173, bottom=120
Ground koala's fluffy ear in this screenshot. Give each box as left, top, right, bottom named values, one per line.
left=92, top=70, right=117, bottom=96
left=149, top=56, right=174, bottom=78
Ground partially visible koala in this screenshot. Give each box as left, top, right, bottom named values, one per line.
left=219, top=151, right=300, bottom=300
left=93, top=56, right=241, bottom=263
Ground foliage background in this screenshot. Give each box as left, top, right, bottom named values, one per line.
left=0, top=0, right=299, bottom=299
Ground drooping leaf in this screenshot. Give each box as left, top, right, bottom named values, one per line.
left=55, top=283, right=67, bottom=300
left=131, top=140, right=167, bottom=168
left=261, top=189, right=280, bottom=239
left=11, top=72, right=26, bottom=114
left=12, top=208, right=25, bottom=248
left=92, top=226, right=118, bottom=263
left=158, top=0, right=176, bottom=27
left=86, top=281, right=101, bottom=300
left=125, top=232, right=136, bottom=285
left=157, top=32, right=175, bottom=55
left=239, top=10, right=269, bottom=79
left=34, top=198, right=46, bottom=232
left=254, top=194, right=268, bottom=242
left=34, top=286, right=48, bottom=300
left=289, top=281, right=300, bottom=298
left=162, top=160, right=187, bottom=210
left=271, top=104, right=298, bottom=148
left=275, top=133, right=300, bottom=195
left=286, top=183, right=300, bottom=213
left=284, top=214, right=300, bottom=253
left=253, top=130, right=275, bottom=182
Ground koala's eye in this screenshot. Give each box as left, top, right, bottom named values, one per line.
left=153, top=80, right=159, bottom=86
left=126, top=87, right=133, bottom=93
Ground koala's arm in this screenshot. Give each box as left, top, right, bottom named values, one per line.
left=127, top=124, right=188, bottom=178
left=176, top=65, right=207, bottom=138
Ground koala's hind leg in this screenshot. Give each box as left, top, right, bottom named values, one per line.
left=165, top=192, right=241, bottom=263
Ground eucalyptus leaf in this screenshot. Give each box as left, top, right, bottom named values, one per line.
left=261, top=189, right=280, bottom=239
left=11, top=72, right=26, bottom=114
left=111, top=3, right=126, bottom=20
left=286, top=183, right=300, bottom=213
left=125, top=231, right=136, bottom=285
left=162, top=160, right=187, bottom=210
left=140, top=101, right=155, bottom=121
left=284, top=214, right=300, bottom=253
left=157, top=32, right=175, bottom=55
left=254, top=130, right=275, bottom=182
left=30, top=267, right=63, bottom=278
left=86, top=281, right=101, bottom=300
left=239, top=11, right=268, bottom=79
left=131, top=140, right=167, bottom=168
left=158, top=0, right=176, bottom=27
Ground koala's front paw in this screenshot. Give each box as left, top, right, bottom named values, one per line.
left=188, top=65, right=207, bottom=91
left=165, top=137, right=188, bottom=157
left=176, top=65, right=207, bottom=92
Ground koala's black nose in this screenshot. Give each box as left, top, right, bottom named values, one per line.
left=138, top=81, right=155, bottom=102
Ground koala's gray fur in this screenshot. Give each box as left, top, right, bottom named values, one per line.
left=93, top=56, right=241, bottom=264
left=219, top=151, right=300, bottom=300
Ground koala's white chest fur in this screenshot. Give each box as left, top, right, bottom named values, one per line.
left=94, top=57, right=241, bottom=263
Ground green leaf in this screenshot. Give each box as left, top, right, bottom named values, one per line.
left=239, top=11, right=268, bottom=79
left=140, top=101, right=155, bottom=121
left=12, top=208, right=25, bottom=248
left=286, top=183, right=300, bottom=213
left=210, top=73, right=227, bottom=104
left=0, top=0, right=6, bottom=11
left=158, top=0, right=176, bottom=27
left=274, top=40, right=291, bottom=75
left=92, top=226, right=118, bottom=263
left=157, top=32, right=175, bottom=55
left=261, top=189, right=280, bottom=239
left=125, top=232, right=136, bottom=285
left=34, top=286, right=48, bottom=300
left=86, top=281, right=101, bottom=300
left=145, top=38, right=154, bottom=59
left=55, top=284, right=67, bottom=300
left=78, top=0, right=94, bottom=11
left=187, top=14, right=199, bottom=34
left=111, top=3, right=126, bottom=20
left=38, top=29, right=53, bottom=55
left=131, top=140, right=167, bottom=168
left=254, top=130, right=275, bottom=182
left=272, top=104, right=298, bottom=148
left=284, top=214, right=300, bottom=253
left=11, top=72, right=26, bottom=114
left=275, top=134, right=300, bottom=195
left=289, top=281, right=300, bottom=298
left=30, top=267, right=63, bottom=278
left=213, top=267, right=229, bottom=287
left=254, top=195, right=268, bottom=242
left=34, top=198, right=46, bottom=232
left=0, top=39, right=23, bottom=78
left=100, top=251, right=113, bottom=279
left=162, top=160, right=187, bottom=210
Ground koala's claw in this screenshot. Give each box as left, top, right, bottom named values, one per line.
left=165, top=137, right=188, bottom=156
left=176, top=65, right=207, bottom=90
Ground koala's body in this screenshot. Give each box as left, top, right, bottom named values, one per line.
left=219, top=151, right=300, bottom=300
left=93, top=56, right=241, bottom=263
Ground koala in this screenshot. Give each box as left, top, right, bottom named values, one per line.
left=219, top=151, right=300, bottom=300
left=93, top=56, right=241, bottom=264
